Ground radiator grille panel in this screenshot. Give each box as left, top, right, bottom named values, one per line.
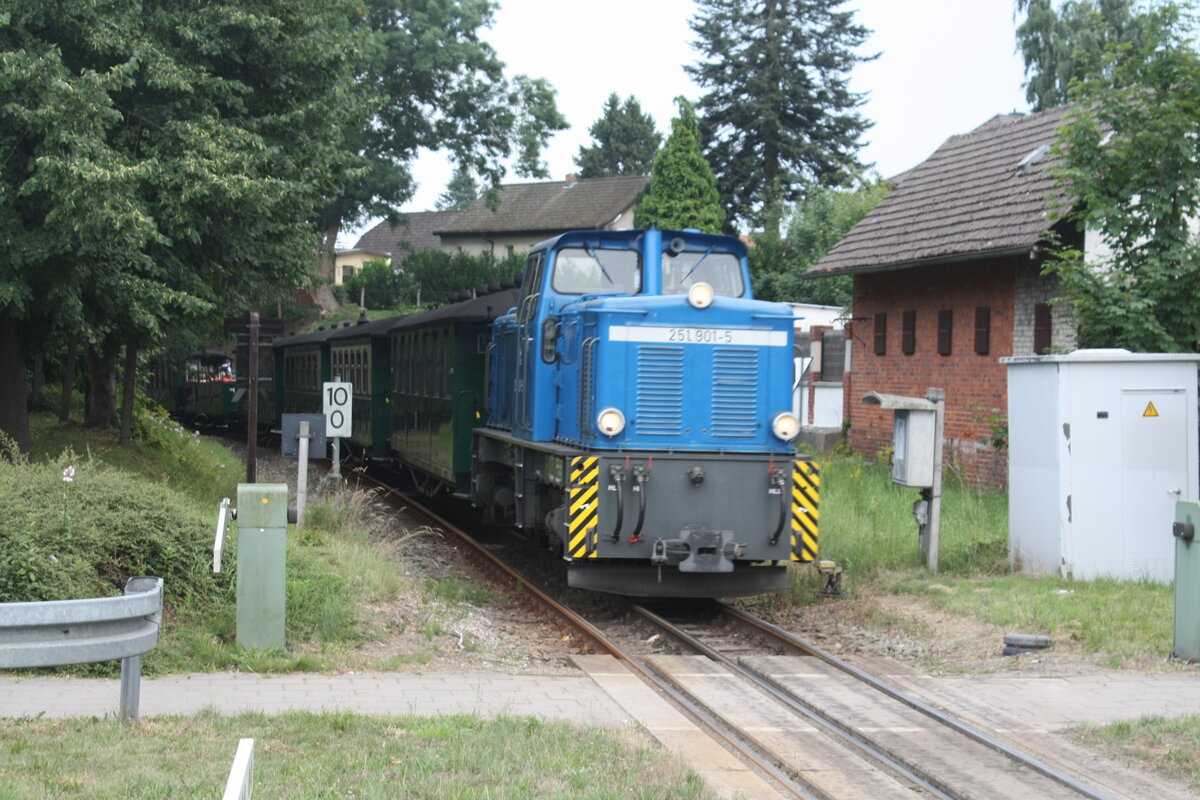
left=712, top=348, right=759, bottom=437
left=635, top=346, right=684, bottom=435
left=579, top=338, right=598, bottom=435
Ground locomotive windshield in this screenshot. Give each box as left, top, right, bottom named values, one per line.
left=551, top=247, right=641, bottom=294
left=662, top=250, right=744, bottom=297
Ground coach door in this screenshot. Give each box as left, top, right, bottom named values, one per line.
left=514, top=251, right=544, bottom=436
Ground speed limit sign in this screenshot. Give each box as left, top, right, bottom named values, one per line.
left=323, top=381, right=352, bottom=438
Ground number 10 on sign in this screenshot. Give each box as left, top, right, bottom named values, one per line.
left=323, top=382, right=352, bottom=438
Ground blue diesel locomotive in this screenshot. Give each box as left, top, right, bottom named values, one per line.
left=473, top=228, right=819, bottom=597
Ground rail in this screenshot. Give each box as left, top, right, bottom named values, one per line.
left=0, top=576, right=163, bottom=725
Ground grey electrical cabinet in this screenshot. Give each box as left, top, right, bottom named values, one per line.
left=892, top=408, right=936, bottom=488
left=861, top=392, right=939, bottom=489
left=1004, top=349, right=1200, bottom=583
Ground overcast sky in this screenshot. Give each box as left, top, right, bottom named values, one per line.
left=340, top=0, right=1031, bottom=246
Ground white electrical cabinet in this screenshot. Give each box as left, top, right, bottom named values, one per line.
left=1004, top=350, right=1200, bottom=582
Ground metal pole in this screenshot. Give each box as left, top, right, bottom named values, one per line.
left=296, top=420, right=309, bottom=528
left=926, top=387, right=946, bottom=574
left=331, top=375, right=341, bottom=480
left=247, top=312, right=259, bottom=483
left=119, top=654, right=140, bottom=726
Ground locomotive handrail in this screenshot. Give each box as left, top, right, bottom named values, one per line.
left=750, top=312, right=800, bottom=320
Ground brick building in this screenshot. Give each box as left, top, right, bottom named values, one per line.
left=807, top=107, right=1078, bottom=487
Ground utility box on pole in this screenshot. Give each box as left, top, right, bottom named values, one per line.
left=235, top=483, right=288, bottom=650
left=862, top=389, right=946, bottom=572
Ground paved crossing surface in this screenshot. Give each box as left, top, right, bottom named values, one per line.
left=3, top=660, right=1198, bottom=799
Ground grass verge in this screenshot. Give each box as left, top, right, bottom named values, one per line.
left=8, top=412, right=504, bottom=675
left=1074, top=715, right=1200, bottom=793
left=772, top=452, right=1178, bottom=668
left=0, top=711, right=715, bottom=799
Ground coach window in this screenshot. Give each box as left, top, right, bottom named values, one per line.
left=662, top=250, right=744, bottom=297
left=551, top=247, right=640, bottom=294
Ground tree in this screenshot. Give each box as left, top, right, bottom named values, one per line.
left=575, top=93, right=661, bottom=178
left=686, top=0, right=872, bottom=231
left=754, top=176, right=891, bottom=304
left=1048, top=3, right=1200, bottom=351
left=397, top=250, right=524, bottom=307
left=634, top=99, right=724, bottom=234
left=0, top=1, right=362, bottom=452
left=344, top=259, right=403, bottom=309
left=314, top=0, right=567, bottom=311
left=437, top=165, right=480, bottom=211
left=1015, top=0, right=1152, bottom=111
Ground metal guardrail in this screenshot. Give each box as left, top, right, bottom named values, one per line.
left=222, top=738, right=256, bottom=800
left=0, top=576, right=163, bottom=725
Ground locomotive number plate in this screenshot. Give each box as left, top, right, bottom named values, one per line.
left=609, top=325, right=787, bottom=347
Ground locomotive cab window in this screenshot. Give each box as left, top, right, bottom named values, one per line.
left=661, top=250, right=744, bottom=297
left=551, top=247, right=640, bottom=295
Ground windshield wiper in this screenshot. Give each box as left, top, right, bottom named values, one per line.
left=678, top=244, right=717, bottom=284
left=585, top=245, right=615, bottom=285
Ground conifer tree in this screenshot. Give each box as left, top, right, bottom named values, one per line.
left=634, top=98, right=724, bottom=234
left=437, top=165, right=479, bottom=211
left=575, top=93, right=661, bottom=178
left=687, top=0, right=872, bottom=231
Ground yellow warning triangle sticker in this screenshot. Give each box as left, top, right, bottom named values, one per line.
left=1144, top=401, right=1159, bottom=418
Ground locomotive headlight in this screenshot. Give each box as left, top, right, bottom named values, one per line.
left=687, top=282, right=715, bottom=309
left=772, top=412, right=800, bottom=441
left=597, top=407, right=626, bottom=437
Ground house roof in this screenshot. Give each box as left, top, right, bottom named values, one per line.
left=352, top=210, right=462, bottom=262
left=808, top=105, right=1075, bottom=277
left=435, top=175, right=648, bottom=236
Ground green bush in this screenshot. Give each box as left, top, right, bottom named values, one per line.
left=0, top=451, right=230, bottom=607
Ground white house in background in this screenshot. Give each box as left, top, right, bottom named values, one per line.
left=790, top=303, right=847, bottom=445
left=332, top=248, right=391, bottom=286
left=790, top=303, right=845, bottom=331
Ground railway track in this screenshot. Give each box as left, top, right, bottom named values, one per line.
left=359, top=471, right=1123, bottom=800
left=628, top=600, right=1117, bottom=800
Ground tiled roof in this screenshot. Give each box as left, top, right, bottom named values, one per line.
left=435, top=175, right=648, bottom=235
left=808, top=106, right=1075, bottom=276
left=352, top=210, right=462, bottom=262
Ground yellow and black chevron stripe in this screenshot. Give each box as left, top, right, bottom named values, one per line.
left=567, top=456, right=600, bottom=559
left=791, top=461, right=820, bottom=562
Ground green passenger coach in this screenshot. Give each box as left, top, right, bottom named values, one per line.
left=388, top=286, right=519, bottom=494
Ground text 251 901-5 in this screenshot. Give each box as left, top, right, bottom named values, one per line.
left=667, top=327, right=735, bottom=344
